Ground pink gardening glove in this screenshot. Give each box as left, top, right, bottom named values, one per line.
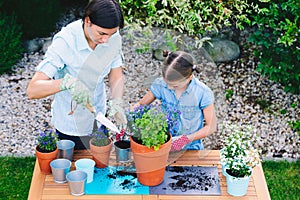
left=171, top=135, right=191, bottom=151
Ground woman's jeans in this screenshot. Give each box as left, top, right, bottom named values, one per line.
left=56, top=129, right=90, bottom=150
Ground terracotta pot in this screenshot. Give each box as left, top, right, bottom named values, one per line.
left=90, top=139, right=112, bottom=168
left=130, top=134, right=172, bottom=186
left=35, top=146, right=58, bottom=174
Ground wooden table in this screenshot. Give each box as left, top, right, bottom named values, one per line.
left=28, top=150, right=270, bottom=200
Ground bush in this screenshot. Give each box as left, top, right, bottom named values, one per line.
left=0, top=12, right=23, bottom=74
left=1, top=0, right=64, bottom=39
left=120, top=0, right=260, bottom=36
left=249, top=0, right=300, bottom=94
left=119, top=0, right=262, bottom=53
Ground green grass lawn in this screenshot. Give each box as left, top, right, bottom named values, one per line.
left=0, top=156, right=35, bottom=200
left=0, top=156, right=298, bottom=200
left=262, top=160, right=300, bottom=200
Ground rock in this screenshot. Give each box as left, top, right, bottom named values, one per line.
left=23, top=38, right=43, bottom=53
left=41, top=37, right=53, bottom=54
left=152, top=48, right=167, bottom=61
left=204, top=39, right=240, bottom=63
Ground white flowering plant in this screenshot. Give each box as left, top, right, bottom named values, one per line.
left=220, top=123, right=261, bottom=178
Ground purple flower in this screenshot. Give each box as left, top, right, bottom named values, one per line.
left=37, top=129, right=58, bottom=152
left=89, top=124, right=110, bottom=146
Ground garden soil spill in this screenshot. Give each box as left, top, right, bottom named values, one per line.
left=106, top=168, right=137, bottom=190
left=150, top=166, right=221, bottom=195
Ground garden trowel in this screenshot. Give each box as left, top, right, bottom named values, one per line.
left=96, top=112, right=120, bottom=133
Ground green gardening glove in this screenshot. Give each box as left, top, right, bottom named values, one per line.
left=108, top=98, right=127, bottom=129
left=60, top=73, right=92, bottom=106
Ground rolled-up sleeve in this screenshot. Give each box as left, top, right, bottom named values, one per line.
left=36, top=37, right=69, bottom=79
left=199, top=85, right=214, bottom=109
left=150, top=78, right=164, bottom=100
left=110, top=48, right=124, bottom=69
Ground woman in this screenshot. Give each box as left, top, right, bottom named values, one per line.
left=27, top=0, right=127, bottom=149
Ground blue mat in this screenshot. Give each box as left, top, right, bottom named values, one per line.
left=85, top=166, right=149, bottom=195
left=85, top=166, right=220, bottom=195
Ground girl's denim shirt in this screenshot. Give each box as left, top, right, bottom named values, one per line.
left=151, top=77, right=214, bottom=150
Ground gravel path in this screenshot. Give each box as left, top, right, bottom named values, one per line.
left=0, top=21, right=299, bottom=160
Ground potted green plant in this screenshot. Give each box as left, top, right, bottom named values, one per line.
left=220, top=123, right=261, bottom=196
left=35, top=129, right=58, bottom=174
left=126, top=103, right=181, bottom=186
left=89, top=123, right=112, bottom=168
left=127, top=104, right=181, bottom=150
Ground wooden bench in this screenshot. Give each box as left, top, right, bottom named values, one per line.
left=28, top=150, right=271, bottom=199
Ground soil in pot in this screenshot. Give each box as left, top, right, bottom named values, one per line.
left=36, top=146, right=56, bottom=153
left=115, top=140, right=130, bottom=149
left=131, top=134, right=171, bottom=149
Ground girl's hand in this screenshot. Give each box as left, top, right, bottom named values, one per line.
left=171, top=135, right=191, bottom=151
left=130, top=102, right=140, bottom=111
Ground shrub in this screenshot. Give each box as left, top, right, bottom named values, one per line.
left=249, top=0, right=300, bottom=94
left=119, top=0, right=262, bottom=53
left=1, top=0, right=64, bottom=39
left=120, top=0, right=260, bottom=36
left=0, top=12, right=23, bottom=74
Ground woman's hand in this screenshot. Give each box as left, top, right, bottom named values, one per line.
left=108, top=98, right=127, bottom=129
left=60, top=73, right=92, bottom=106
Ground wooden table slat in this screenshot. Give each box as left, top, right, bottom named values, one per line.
left=41, top=194, right=144, bottom=200
left=28, top=159, right=45, bottom=200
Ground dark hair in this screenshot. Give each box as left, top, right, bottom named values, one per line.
left=162, top=50, right=198, bottom=82
left=83, top=0, right=124, bottom=29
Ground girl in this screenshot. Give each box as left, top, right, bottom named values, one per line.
left=133, top=50, right=217, bottom=151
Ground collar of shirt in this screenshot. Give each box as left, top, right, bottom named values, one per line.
left=77, top=22, right=121, bottom=51
left=162, top=76, right=196, bottom=95
left=76, top=20, right=91, bottom=51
